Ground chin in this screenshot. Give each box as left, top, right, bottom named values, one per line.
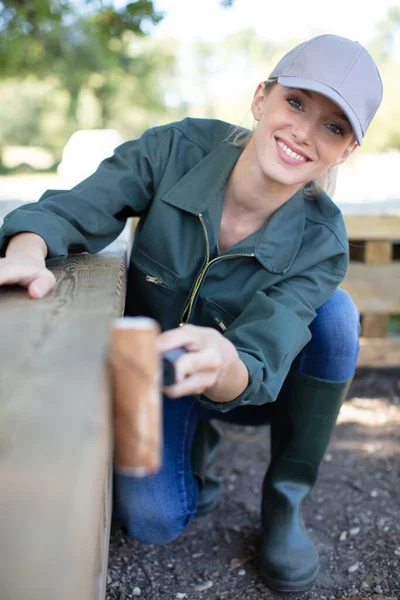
left=262, top=166, right=308, bottom=188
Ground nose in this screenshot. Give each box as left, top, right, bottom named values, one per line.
left=291, top=116, right=314, bottom=146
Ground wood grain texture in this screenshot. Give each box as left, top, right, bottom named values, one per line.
left=344, top=215, right=400, bottom=240
left=364, top=241, right=392, bottom=264
left=358, top=337, right=400, bottom=367
left=341, top=263, right=400, bottom=314
left=361, top=314, right=390, bottom=338
left=92, top=460, right=113, bottom=600
left=0, top=241, right=127, bottom=600
left=362, top=241, right=392, bottom=337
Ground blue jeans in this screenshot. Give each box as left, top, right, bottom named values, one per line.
left=113, top=288, right=360, bottom=544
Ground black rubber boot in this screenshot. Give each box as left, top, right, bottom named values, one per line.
left=191, top=420, right=223, bottom=516
left=260, top=371, right=352, bottom=592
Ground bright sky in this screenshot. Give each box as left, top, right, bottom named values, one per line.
left=150, top=0, right=398, bottom=46
left=142, top=0, right=399, bottom=111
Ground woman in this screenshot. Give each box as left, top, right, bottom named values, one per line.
left=0, top=34, right=383, bottom=592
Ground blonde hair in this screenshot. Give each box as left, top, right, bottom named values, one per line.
left=228, top=80, right=339, bottom=199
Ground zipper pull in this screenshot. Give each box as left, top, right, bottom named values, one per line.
left=145, top=275, right=163, bottom=285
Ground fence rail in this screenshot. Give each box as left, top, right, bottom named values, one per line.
left=341, top=214, right=400, bottom=366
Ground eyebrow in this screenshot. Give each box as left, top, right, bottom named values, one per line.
left=292, top=88, right=350, bottom=123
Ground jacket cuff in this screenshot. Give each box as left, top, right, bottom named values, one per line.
left=0, top=212, right=68, bottom=258
left=196, top=350, right=265, bottom=413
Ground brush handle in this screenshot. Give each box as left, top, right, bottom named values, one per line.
left=109, top=317, right=161, bottom=477
left=162, top=347, right=187, bottom=386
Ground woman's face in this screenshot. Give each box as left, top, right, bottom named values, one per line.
left=249, top=83, right=357, bottom=189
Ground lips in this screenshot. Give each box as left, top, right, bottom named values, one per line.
left=275, top=136, right=312, bottom=162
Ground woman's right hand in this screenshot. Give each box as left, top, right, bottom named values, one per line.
left=0, top=256, right=56, bottom=299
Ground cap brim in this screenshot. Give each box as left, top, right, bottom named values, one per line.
left=277, top=75, right=362, bottom=145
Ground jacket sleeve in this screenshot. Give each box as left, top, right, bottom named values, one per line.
left=197, top=254, right=348, bottom=412
left=0, top=128, right=164, bottom=258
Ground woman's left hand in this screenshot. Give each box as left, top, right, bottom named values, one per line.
left=156, top=324, right=247, bottom=402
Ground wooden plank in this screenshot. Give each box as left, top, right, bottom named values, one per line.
left=358, top=337, right=400, bottom=367
left=341, top=263, right=400, bottom=314
left=364, top=240, right=392, bottom=263
left=363, top=239, right=392, bottom=337
left=0, top=241, right=127, bottom=600
left=93, top=462, right=112, bottom=600
left=362, top=314, right=390, bottom=338
left=344, top=215, right=400, bottom=240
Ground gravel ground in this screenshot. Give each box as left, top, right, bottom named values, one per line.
left=106, top=368, right=400, bottom=600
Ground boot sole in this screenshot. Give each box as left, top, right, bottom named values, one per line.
left=261, top=566, right=319, bottom=593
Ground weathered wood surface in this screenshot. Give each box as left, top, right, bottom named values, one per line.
left=341, top=264, right=400, bottom=314
left=93, top=462, right=113, bottom=600
left=0, top=200, right=127, bottom=600
left=344, top=214, right=400, bottom=240
left=363, top=240, right=392, bottom=337
left=357, top=338, right=400, bottom=367
left=364, top=241, right=392, bottom=264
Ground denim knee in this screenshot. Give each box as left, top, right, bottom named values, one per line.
left=295, top=288, right=360, bottom=382
left=113, top=471, right=196, bottom=545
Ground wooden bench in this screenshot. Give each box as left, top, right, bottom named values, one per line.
left=0, top=201, right=127, bottom=600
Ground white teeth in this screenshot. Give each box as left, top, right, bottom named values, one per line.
left=277, top=140, right=307, bottom=162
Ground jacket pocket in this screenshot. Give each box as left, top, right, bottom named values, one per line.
left=131, top=247, right=177, bottom=296
left=201, top=298, right=236, bottom=332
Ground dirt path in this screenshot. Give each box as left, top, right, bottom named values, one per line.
left=106, top=367, right=400, bottom=600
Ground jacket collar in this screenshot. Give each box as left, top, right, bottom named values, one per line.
left=162, top=142, right=305, bottom=274
left=162, top=142, right=242, bottom=214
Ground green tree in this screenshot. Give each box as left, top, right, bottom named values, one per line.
left=0, top=1, right=163, bottom=129
left=361, top=5, right=400, bottom=151
left=368, top=6, right=400, bottom=64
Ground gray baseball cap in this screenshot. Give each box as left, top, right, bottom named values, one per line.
left=268, top=34, right=383, bottom=145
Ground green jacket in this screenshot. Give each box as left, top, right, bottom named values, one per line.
left=0, top=118, right=349, bottom=412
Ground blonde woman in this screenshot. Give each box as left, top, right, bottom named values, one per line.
left=0, top=34, right=382, bottom=592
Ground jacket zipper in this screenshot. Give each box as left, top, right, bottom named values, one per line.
left=145, top=275, right=163, bottom=285
left=215, top=318, right=227, bottom=331
left=179, top=213, right=254, bottom=325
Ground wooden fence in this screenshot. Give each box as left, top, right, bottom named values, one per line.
left=341, top=214, right=400, bottom=366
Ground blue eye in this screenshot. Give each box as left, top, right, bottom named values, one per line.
left=327, top=123, right=344, bottom=136
left=287, top=97, right=303, bottom=110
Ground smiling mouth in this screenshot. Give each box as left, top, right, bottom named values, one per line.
left=276, top=138, right=311, bottom=162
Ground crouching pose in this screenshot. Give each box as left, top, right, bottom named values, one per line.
left=0, top=34, right=382, bottom=592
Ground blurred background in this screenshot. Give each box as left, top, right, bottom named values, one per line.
left=0, top=0, right=399, bottom=203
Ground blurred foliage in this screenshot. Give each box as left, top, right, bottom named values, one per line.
left=0, top=0, right=166, bottom=142
left=0, top=1, right=399, bottom=167
left=389, top=316, right=400, bottom=337
left=359, top=6, right=400, bottom=153
left=368, top=6, right=400, bottom=63
left=0, top=1, right=162, bottom=78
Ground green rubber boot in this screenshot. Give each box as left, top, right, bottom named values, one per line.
left=260, top=371, right=352, bottom=592
left=191, top=420, right=223, bottom=516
